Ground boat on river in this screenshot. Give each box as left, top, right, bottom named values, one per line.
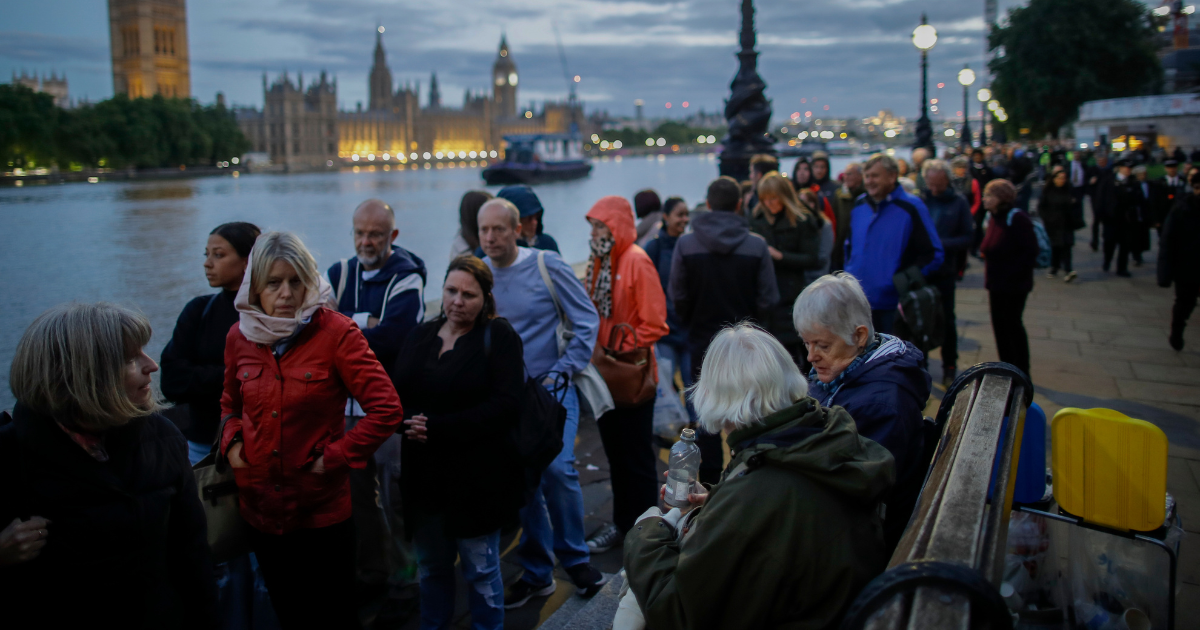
left=482, top=133, right=592, bottom=185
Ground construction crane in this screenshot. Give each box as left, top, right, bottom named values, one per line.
left=552, top=22, right=581, bottom=133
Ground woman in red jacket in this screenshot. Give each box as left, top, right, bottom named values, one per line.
left=582, top=196, right=670, bottom=554
left=221, top=231, right=403, bottom=629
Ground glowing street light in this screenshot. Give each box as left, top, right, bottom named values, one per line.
left=976, top=87, right=992, bottom=145
left=957, top=65, right=975, bottom=148
left=912, top=14, right=938, bottom=154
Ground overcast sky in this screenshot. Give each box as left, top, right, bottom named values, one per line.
left=0, top=0, right=1144, bottom=120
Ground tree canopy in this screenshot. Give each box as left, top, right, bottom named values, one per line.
left=989, top=0, right=1162, bottom=138
left=1, top=85, right=249, bottom=170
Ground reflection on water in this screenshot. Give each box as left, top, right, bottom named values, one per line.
left=0, top=152, right=877, bottom=410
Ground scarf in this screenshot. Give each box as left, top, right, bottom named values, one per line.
left=810, top=333, right=905, bottom=406
left=234, top=253, right=333, bottom=345
left=587, top=235, right=615, bottom=318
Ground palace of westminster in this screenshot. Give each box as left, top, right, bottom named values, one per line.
left=97, top=0, right=583, bottom=170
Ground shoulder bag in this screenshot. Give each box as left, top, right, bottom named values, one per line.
left=192, top=414, right=249, bottom=564
left=536, top=250, right=615, bottom=420
left=592, top=323, right=656, bottom=408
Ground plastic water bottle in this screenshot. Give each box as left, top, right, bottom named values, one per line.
left=664, top=428, right=701, bottom=508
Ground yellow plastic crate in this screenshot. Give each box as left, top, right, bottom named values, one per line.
left=1050, top=408, right=1168, bottom=532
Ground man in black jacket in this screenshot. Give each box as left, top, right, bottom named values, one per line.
left=1158, top=171, right=1200, bottom=350
left=669, top=176, right=779, bottom=483
left=921, top=159, right=974, bottom=386
left=1090, top=154, right=1116, bottom=254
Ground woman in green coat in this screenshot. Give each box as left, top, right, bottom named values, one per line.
left=748, top=172, right=829, bottom=364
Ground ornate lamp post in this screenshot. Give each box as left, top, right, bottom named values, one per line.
left=719, top=0, right=775, bottom=180
left=957, top=65, right=975, bottom=149
left=977, top=87, right=992, bottom=147
left=912, top=14, right=938, bottom=156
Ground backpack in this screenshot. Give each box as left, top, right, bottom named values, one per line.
left=484, top=321, right=567, bottom=475
left=892, top=266, right=945, bottom=355
left=1008, top=210, right=1052, bottom=269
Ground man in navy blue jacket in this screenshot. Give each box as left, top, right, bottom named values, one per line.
left=844, top=153, right=944, bottom=334
left=326, top=198, right=426, bottom=604
left=921, top=159, right=974, bottom=386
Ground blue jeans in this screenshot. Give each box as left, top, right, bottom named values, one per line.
left=517, top=384, right=590, bottom=585
left=187, top=441, right=279, bottom=630
left=655, top=340, right=696, bottom=423
left=413, top=516, right=503, bottom=630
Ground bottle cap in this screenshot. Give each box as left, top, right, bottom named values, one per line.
left=680, top=428, right=696, bottom=441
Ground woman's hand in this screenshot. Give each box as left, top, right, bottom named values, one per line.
left=308, top=456, right=326, bottom=474
left=768, top=246, right=783, bottom=261
left=0, top=517, right=50, bottom=566
left=404, top=415, right=429, bottom=443
left=227, top=441, right=249, bottom=469
left=660, top=472, right=709, bottom=514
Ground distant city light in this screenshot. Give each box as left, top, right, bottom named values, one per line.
left=382, top=153, right=390, bottom=160
left=823, top=105, right=830, bottom=110
left=804, top=110, right=812, bottom=117
left=930, top=105, right=939, bottom=112
left=884, top=130, right=897, bottom=138
left=682, top=101, right=689, bottom=107
left=988, top=100, right=999, bottom=111
left=697, top=135, right=707, bottom=143
left=944, top=129, right=956, bottom=137
left=231, top=157, right=239, bottom=164
left=423, top=152, right=431, bottom=159
left=489, top=150, right=498, bottom=158
left=1154, top=5, right=1171, bottom=15
left=645, top=138, right=655, bottom=146
left=781, top=127, right=789, bottom=133
left=706, top=135, right=716, bottom=143
left=573, top=75, right=581, bottom=82
left=656, top=137, right=666, bottom=146
left=791, top=111, right=800, bottom=118
left=613, top=140, right=622, bottom=149
left=410, top=153, right=418, bottom=160
left=600, top=140, right=610, bottom=149
left=665, top=102, right=672, bottom=109
left=977, top=88, right=991, bottom=102
left=801, top=98, right=807, bottom=103
left=1184, top=5, right=1196, bottom=15
left=591, top=134, right=600, bottom=143
left=378, top=26, right=385, bottom=34
left=937, top=83, right=945, bottom=89
left=435, top=151, right=444, bottom=159
left=525, top=111, right=533, bottom=118
left=931, top=98, right=938, bottom=104
left=840, top=132, right=848, bottom=139
left=469, top=151, right=477, bottom=158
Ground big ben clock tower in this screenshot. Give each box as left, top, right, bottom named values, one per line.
left=492, top=34, right=517, bottom=118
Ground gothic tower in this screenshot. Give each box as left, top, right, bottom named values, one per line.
left=429, top=72, right=441, bottom=108
left=107, top=0, right=190, bottom=98
left=368, top=26, right=393, bottom=111
left=491, top=34, right=517, bottom=118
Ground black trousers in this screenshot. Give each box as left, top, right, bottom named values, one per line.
left=1050, top=245, right=1073, bottom=273
left=689, top=339, right=725, bottom=485
left=248, top=519, right=359, bottom=629
left=1103, top=234, right=1129, bottom=274
left=1175, top=280, right=1200, bottom=333
left=597, top=399, right=659, bottom=533
left=932, top=275, right=959, bottom=369
left=989, top=290, right=1031, bottom=379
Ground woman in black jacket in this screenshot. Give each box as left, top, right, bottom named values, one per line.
left=391, top=256, right=525, bottom=630
left=1039, top=166, right=1078, bottom=282
left=160, top=221, right=260, bottom=463
left=0, top=302, right=217, bottom=628
left=748, top=172, right=827, bottom=365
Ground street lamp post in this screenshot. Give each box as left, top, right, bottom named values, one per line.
left=977, top=87, right=991, bottom=147
left=912, top=14, right=938, bottom=156
left=957, top=65, right=975, bottom=149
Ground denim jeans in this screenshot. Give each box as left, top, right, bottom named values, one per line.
left=654, top=340, right=696, bottom=423
left=187, top=441, right=279, bottom=630
left=413, top=516, right=504, bottom=630
left=517, top=384, right=590, bottom=585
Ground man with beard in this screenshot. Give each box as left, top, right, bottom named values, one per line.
left=326, top=198, right=428, bottom=619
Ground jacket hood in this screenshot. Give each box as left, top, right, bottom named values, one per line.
left=375, top=245, right=427, bottom=283
left=841, top=335, right=931, bottom=406
left=689, top=211, right=751, bottom=255
left=586, top=195, right=638, bottom=259
left=726, top=398, right=896, bottom=504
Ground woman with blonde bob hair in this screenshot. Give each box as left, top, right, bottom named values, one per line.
left=749, top=172, right=829, bottom=365
left=1, top=302, right=217, bottom=627
left=221, top=231, right=403, bottom=628
left=619, top=323, right=893, bottom=630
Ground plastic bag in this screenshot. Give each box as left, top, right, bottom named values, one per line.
left=1004, top=511, right=1063, bottom=619
left=1065, top=495, right=1184, bottom=629
left=652, top=351, right=689, bottom=441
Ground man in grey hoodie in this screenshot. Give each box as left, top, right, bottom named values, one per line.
left=669, top=176, right=779, bottom=483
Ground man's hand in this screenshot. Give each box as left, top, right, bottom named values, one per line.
left=367, top=316, right=380, bottom=328
left=0, top=517, right=50, bottom=566
left=404, top=415, right=429, bottom=443
left=227, top=442, right=249, bottom=469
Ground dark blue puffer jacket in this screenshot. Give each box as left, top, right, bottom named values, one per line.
left=808, top=334, right=931, bottom=549
left=326, top=245, right=427, bottom=372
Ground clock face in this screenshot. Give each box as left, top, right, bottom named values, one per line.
left=495, top=76, right=505, bottom=86
left=508, top=73, right=518, bottom=86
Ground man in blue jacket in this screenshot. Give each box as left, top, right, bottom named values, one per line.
left=844, top=153, right=944, bottom=334
left=326, top=198, right=426, bottom=608
left=921, top=159, right=974, bottom=386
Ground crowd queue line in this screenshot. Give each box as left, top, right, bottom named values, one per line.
left=3, top=143, right=1196, bottom=630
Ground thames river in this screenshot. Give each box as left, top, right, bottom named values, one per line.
left=0, top=152, right=873, bottom=410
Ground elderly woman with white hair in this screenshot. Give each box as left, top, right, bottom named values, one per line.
left=220, top=231, right=403, bottom=628
left=620, top=323, right=894, bottom=630
left=0, top=303, right=217, bottom=627
left=796, top=272, right=932, bottom=552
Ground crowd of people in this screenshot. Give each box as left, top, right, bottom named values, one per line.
left=1, top=138, right=1196, bottom=630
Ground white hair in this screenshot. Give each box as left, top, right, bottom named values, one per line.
left=793, top=273, right=875, bottom=345
left=688, top=323, right=808, bottom=434
left=921, top=158, right=951, bottom=180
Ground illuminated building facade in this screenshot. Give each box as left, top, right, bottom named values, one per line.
left=107, top=0, right=191, bottom=98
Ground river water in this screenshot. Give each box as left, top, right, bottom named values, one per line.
left=0, top=152, right=878, bottom=410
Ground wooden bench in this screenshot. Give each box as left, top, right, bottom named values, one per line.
left=841, top=362, right=1034, bottom=630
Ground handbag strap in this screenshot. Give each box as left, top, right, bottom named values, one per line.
left=537, top=250, right=576, bottom=343
left=607, top=322, right=640, bottom=351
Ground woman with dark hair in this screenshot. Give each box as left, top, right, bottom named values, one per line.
left=391, top=255, right=525, bottom=630
left=634, top=189, right=663, bottom=247
left=1, top=302, right=217, bottom=628
left=451, top=191, right=493, bottom=260
left=791, top=157, right=813, bottom=192
left=1039, top=165, right=1078, bottom=282
left=980, top=179, right=1040, bottom=378
left=160, top=222, right=274, bottom=629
